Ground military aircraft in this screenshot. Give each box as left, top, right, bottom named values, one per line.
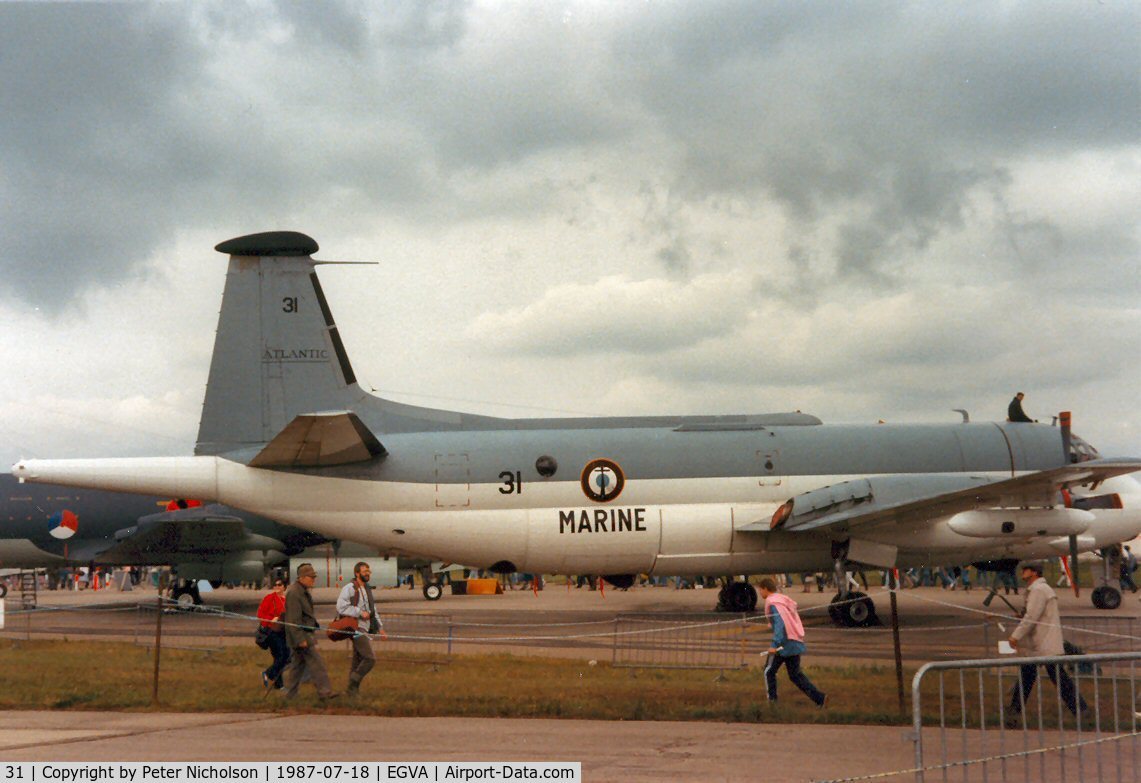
left=13, top=231, right=1141, bottom=624
left=0, top=473, right=329, bottom=604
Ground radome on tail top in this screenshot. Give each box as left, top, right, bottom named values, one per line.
left=13, top=231, right=1141, bottom=623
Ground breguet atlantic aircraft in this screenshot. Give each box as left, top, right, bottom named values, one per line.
left=12, top=232, right=1141, bottom=625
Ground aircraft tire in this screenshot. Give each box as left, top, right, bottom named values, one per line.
left=423, top=581, right=443, bottom=601
left=171, top=581, right=203, bottom=609
left=0, top=583, right=7, bottom=598
left=829, top=591, right=876, bottom=628
left=720, top=582, right=758, bottom=613
left=1091, top=585, right=1122, bottom=610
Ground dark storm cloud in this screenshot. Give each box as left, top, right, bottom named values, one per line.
left=0, top=2, right=480, bottom=310
left=0, top=3, right=203, bottom=305
left=609, top=2, right=1140, bottom=284
left=2, top=1, right=1136, bottom=312
left=1, top=1, right=649, bottom=312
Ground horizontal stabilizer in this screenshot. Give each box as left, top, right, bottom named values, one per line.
left=249, top=411, right=386, bottom=468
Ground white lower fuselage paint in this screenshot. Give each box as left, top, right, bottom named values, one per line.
left=13, top=457, right=1141, bottom=576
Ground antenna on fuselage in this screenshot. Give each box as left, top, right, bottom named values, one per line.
left=952, top=409, right=970, bottom=423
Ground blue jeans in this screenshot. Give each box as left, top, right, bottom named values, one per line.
left=263, top=630, right=290, bottom=687
left=764, top=654, right=825, bottom=706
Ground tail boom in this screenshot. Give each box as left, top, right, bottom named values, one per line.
left=13, top=457, right=222, bottom=501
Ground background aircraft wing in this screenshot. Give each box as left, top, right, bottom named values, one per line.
left=98, top=504, right=287, bottom=561
left=741, top=458, right=1141, bottom=535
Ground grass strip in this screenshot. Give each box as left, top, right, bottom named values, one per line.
left=2, top=640, right=1131, bottom=730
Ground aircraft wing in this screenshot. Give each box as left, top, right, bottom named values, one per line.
left=249, top=411, right=386, bottom=468
left=743, top=458, right=1141, bottom=535
left=98, top=504, right=286, bottom=561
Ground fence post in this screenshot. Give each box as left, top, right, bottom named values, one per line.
left=152, top=573, right=166, bottom=705
left=890, top=570, right=905, bottom=715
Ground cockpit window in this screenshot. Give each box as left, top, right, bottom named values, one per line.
left=1069, top=433, right=1099, bottom=463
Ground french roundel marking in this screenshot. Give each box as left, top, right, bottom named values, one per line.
left=580, top=458, right=625, bottom=503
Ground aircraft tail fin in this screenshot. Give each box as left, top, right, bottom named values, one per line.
left=195, top=232, right=366, bottom=457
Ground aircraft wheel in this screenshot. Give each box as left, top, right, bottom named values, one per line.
left=0, top=583, right=7, bottom=598
left=722, top=582, right=758, bottom=613
left=1091, top=585, right=1122, bottom=610
left=171, top=581, right=202, bottom=609
left=829, top=591, right=877, bottom=628
left=423, top=581, right=443, bottom=601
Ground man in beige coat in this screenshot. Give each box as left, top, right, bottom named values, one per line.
left=1006, top=561, right=1086, bottom=725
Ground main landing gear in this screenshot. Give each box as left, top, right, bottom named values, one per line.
left=827, top=549, right=879, bottom=628
left=169, top=578, right=202, bottom=608
left=717, top=579, right=758, bottom=613
left=1091, top=549, right=1122, bottom=610
left=418, top=564, right=444, bottom=601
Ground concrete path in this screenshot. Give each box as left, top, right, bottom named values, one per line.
left=0, top=711, right=918, bottom=782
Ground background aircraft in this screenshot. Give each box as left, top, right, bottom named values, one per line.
left=13, top=232, right=1141, bottom=624
left=0, top=473, right=329, bottom=603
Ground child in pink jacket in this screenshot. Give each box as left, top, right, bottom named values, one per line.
left=759, top=576, right=827, bottom=707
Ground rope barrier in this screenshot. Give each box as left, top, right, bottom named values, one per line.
left=5, top=583, right=1137, bottom=647
left=886, top=584, right=1141, bottom=642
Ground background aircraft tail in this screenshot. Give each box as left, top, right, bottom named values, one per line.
left=195, top=231, right=366, bottom=456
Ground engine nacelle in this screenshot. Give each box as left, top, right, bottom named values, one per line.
left=948, top=508, right=1093, bottom=539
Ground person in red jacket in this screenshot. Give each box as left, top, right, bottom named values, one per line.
left=257, top=578, right=290, bottom=690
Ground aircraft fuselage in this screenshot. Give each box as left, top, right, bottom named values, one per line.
left=18, top=420, right=1141, bottom=576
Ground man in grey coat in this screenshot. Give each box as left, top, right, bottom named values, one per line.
left=1006, top=561, right=1086, bottom=725
left=281, top=563, right=338, bottom=701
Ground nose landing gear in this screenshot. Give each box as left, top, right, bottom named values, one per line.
left=828, top=549, right=880, bottom=628
left=828, top=591, right=878, bottom=627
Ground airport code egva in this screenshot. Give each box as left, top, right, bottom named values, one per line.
left=9, top=764, right=581, bottom=783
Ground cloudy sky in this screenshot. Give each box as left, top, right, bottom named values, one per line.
left=1, top=1, right=1138, bottom=469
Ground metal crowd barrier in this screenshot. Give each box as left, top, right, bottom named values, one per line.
left=910, top=651, right=1140, bottom=782
left=610, top=613, right=765, bottom=670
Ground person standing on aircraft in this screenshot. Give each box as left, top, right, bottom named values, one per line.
left=336, top=561, right=385, bottom=695
left=282, top=563, right=338, bottom=701
left=758, top=577, right=828, bottom=708
left=256, top=578, right=290, bottom=690
left=1007, top=392, right=1034, bottom=423
left=1005, top=561, right=1087, bottom=727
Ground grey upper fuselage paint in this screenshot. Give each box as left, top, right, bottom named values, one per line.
left=263, top=420, right=1067, bottom=487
